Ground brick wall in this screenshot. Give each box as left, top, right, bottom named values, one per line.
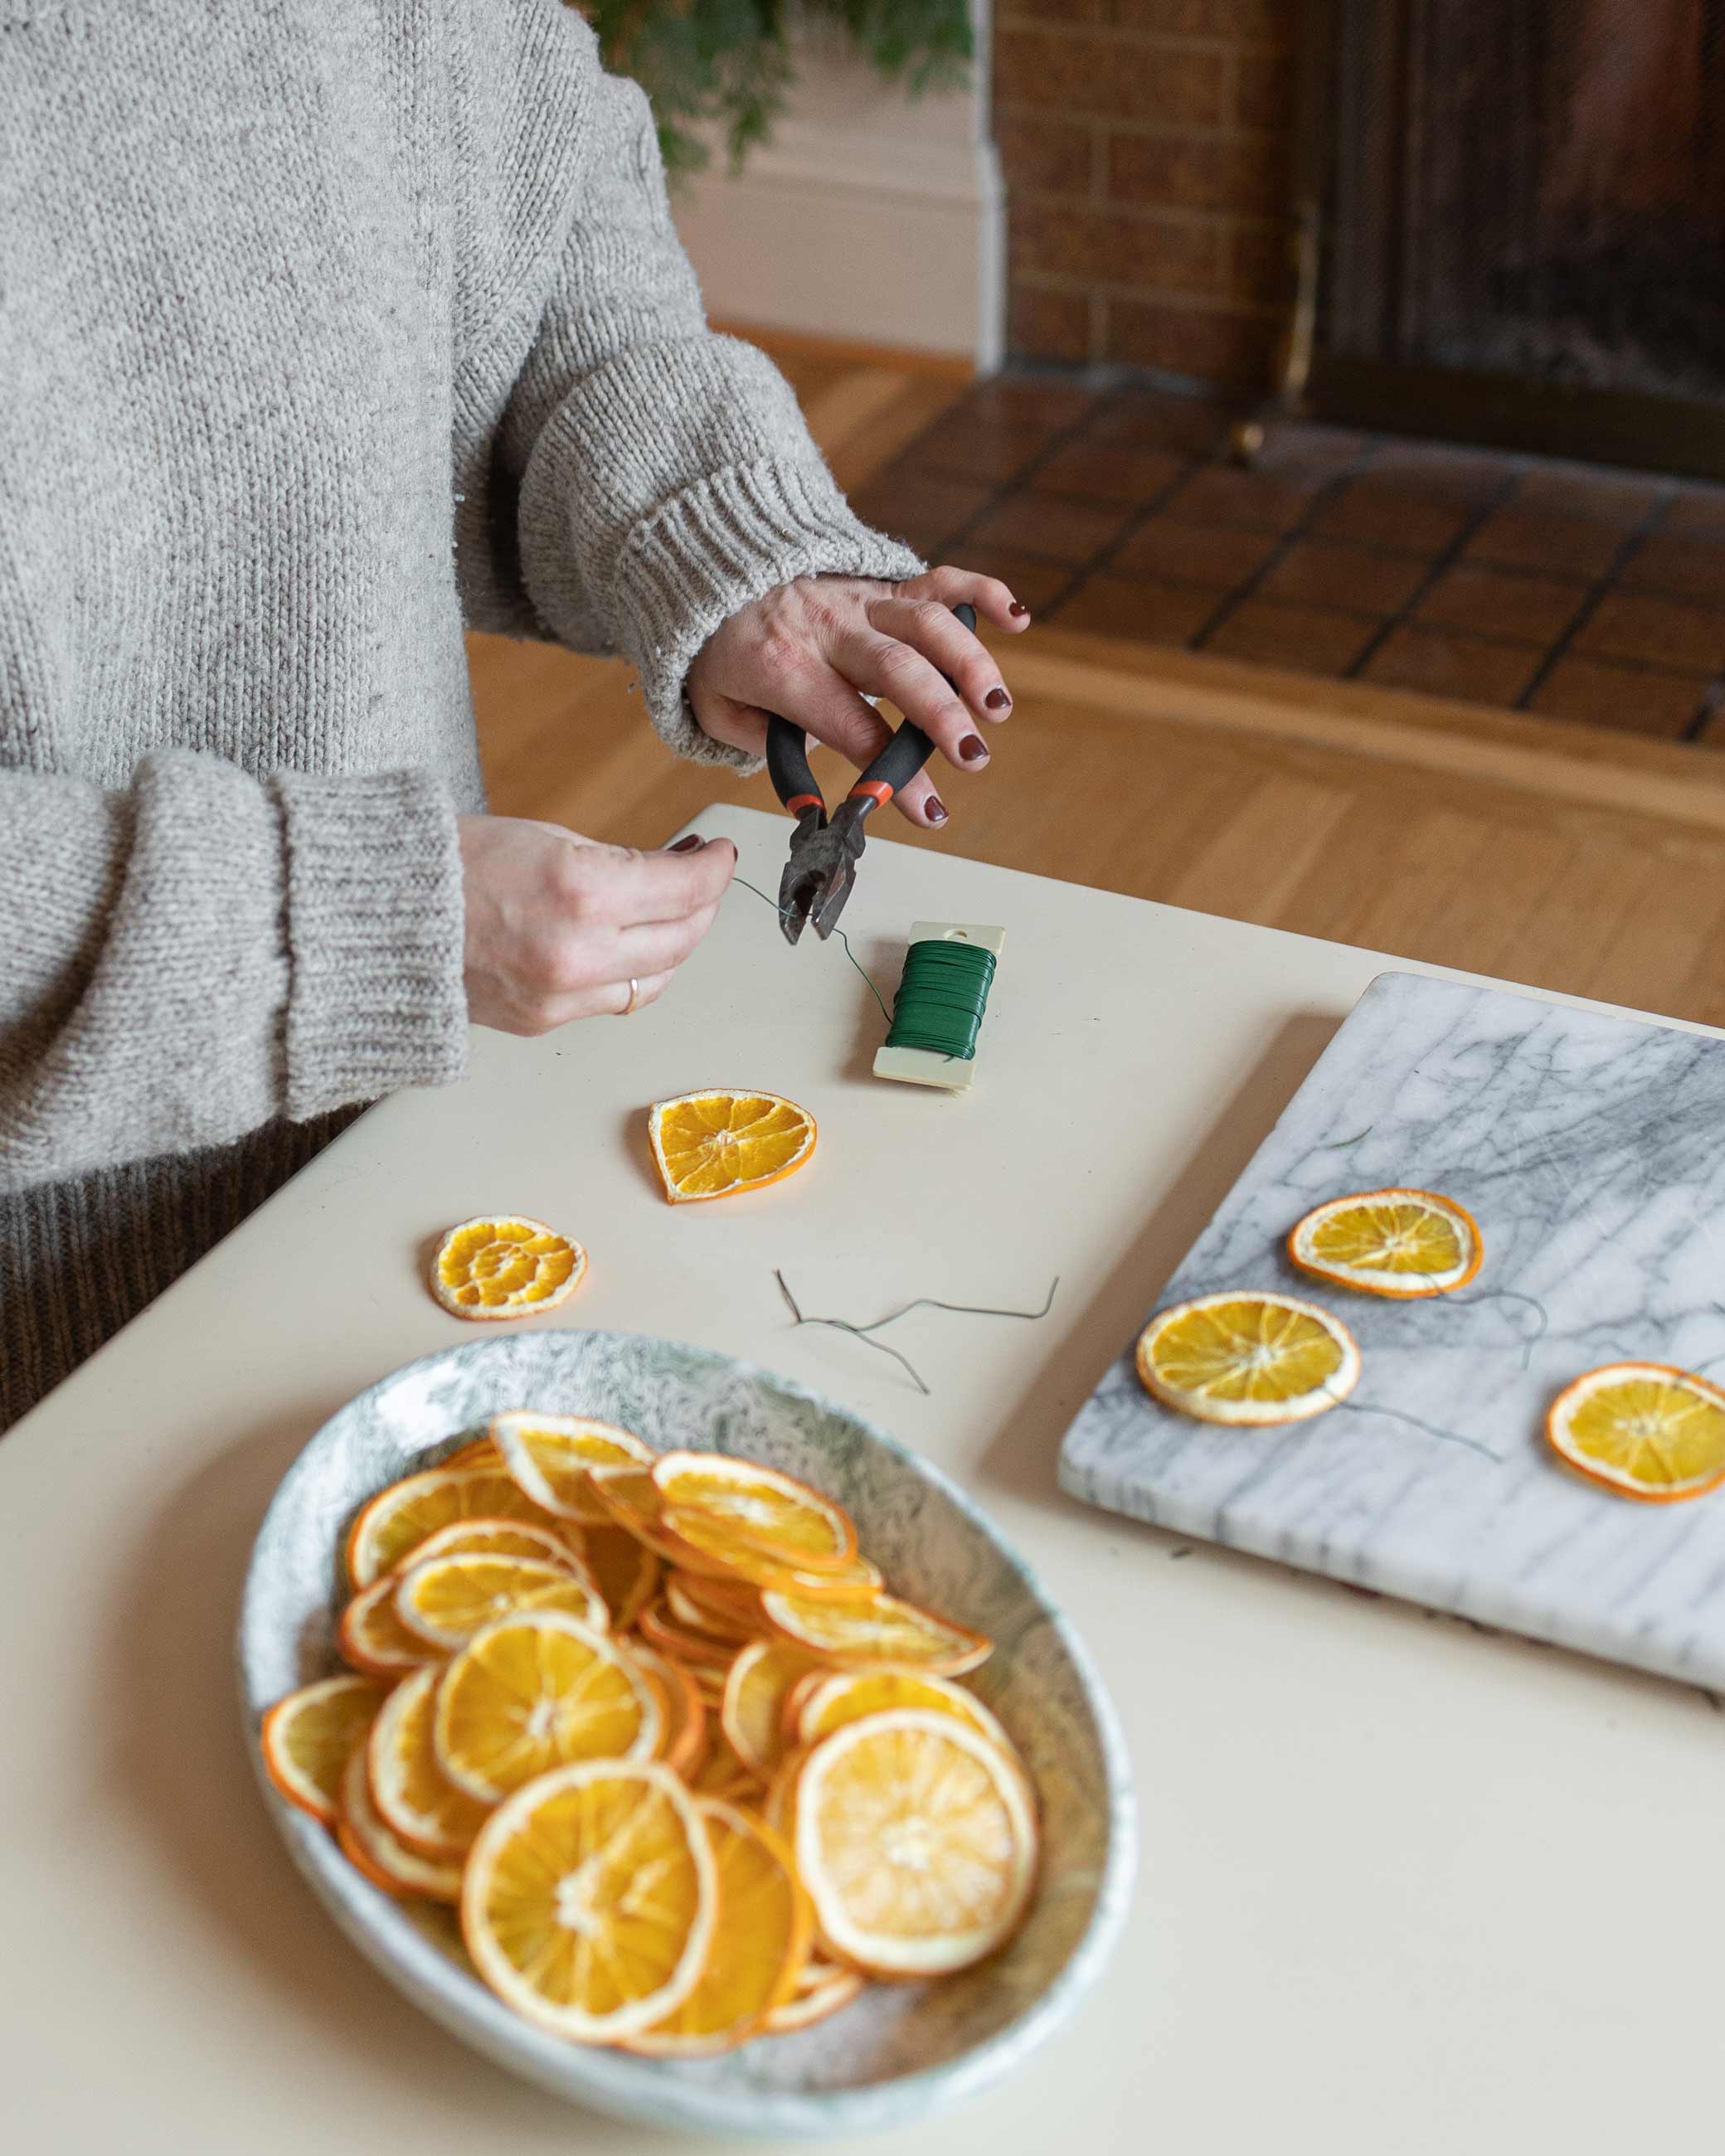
left=994, top=2, right=1300, bottom=387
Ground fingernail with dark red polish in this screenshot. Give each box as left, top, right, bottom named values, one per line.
left=668, top=833, right=703, bottom=852
left=984, top=687, right=1011, bottom=711
left=1008, top=601, right=1029, bottom=617
left=925, top=797, right=948, bottom=824
left=959, top=735, right=989, bottom=763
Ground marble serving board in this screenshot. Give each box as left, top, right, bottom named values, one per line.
left=1060, top=969, right=1725, bottom=1690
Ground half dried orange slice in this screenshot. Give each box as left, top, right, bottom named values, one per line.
left=491, top=1411, right=654, bottom=1523
left=345, top=1464, right=553, bottom=1589
left=791, top=1710, right=1037, bottom=1977
left=1289, top=1188, right=1483, bottom=1299
left=338, top=1576, right=447, bottom=1678
left=648, top=1090, right=816, bottom=1205
left=722, top=1639, right=818, bottom=1777
left=367, top=1666, right=491, bottom=1859
left=654, top=1451, right=857, bottom=1575
left=624, top=1800, right=811, bottom=2056
left=338, top=1747, right=463, bottom=1903
left=394, top=1551, right=607, bottom=1649
left=430, top=1215, right=586, bottom=1321
left=434, top=1610, right=661, bottom=1804
left=1136, top=1290, right=1359, bottom=1425
left=461, top=1760, right=716, bottom=2043
left=260, top=1673, right=386, bottom=1825
left=1546, top=1362, right=1725, bottom=1503
left=760, top=1587, right=992, bottom=1676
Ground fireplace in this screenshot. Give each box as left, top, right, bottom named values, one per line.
left=1292, top=0, right=1725, bottom=477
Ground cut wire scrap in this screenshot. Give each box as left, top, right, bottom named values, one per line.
left=775, top=1270, right=1060, bottom=1396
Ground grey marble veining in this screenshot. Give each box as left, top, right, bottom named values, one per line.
left=238, top=1330, right=1135, bottom=2140
left=1061, top=970, right=1725, bottom=1689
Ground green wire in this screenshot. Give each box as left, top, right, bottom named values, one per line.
left=886, top=937, right=997, bottom=1061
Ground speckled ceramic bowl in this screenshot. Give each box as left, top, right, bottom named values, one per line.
left=238, top=1332, right=1135, bottom=2139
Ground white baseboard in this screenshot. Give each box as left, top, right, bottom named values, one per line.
left=671, top=14, right=1003, bottom=369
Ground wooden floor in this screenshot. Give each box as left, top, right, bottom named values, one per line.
left=469, top=332, right=1725, bottom=1029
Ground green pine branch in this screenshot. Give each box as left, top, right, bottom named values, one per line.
left=579, top=1, right=973, bottom=177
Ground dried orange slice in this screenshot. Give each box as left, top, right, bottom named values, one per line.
left=338, top=1748, right=463, bottom=1902
left=367, top=1666, right=491, bottom=1858
left=654, top=1450, right=858, bottom=1574
left=648, top=1090, right=816, bottom=1205
left=796, top=1668, right=1016, bottom=1759
left=764, top=1961, right=865, bottom=2033
left=792, top=1710, right=1037, bottom=1976
left=259, top=1673, right=387, bottom=1825
left=589, top=1468, right=738, bottom=1578
left=1546, top=1362, right=1725, bottom=1503
left=434, top=1610, right=661, bottom=1804
left=338, top=1576, right=448, bottom=1678
left=664, top=1574, right=759, bottom=1642
left=1136, top=1290, right=1359, bottom=1425
left=722, top=1639, right=818, bottom=1776
left=625, top=1640, right=709, bottom=1780
left=441, top=1435, right=500, bottom=1470
left=638, top=1600, right=736, bottom=1668
left=581, top=1524, right=662, bottom=1631
left=461, top=1759, right=716, bottom=2043
left=491, top=1411, right=655, bottom=1523
left=430, top=1215, right=586, bottom=1321
left=760, top=1586, right=992, bottom=1676
left=394, top=1551, right=607, bottom=1649
left=1289, top=1188, right=1483, bottom=1299
left=398, top=1517, right=582, bottom=1572
left=624, top=1800, right=812, bottom=2056
left=345, top=1464, right=553, bottom=1589
left=691, top=1728, right=760, bottom=1799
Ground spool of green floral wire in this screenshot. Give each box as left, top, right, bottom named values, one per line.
left=885, top=935, right=998, bottom=1061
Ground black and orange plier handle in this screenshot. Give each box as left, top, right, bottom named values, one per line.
left=766, top=602, right=975, bottom=944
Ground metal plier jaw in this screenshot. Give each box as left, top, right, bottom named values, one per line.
left=765, top=603, right=976, bottom=946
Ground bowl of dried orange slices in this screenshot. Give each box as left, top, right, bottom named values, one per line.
left=239, top=1332, right=1133, bottom=2138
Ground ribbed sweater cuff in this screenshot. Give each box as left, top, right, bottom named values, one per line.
left=612, top=457, right=926, bottom=769
left=271, top=768, right=469, bottom=1121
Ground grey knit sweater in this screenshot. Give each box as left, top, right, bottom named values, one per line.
left=0, top=0, right=921, bottom=1427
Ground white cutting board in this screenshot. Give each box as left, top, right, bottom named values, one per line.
left=1059, top=969, right=1725, bottom=1690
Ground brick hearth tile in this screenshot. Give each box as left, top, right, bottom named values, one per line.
left=1363, top=625, right=1542, bottom=707
left=1364, top=441, right=1520, bottom=503
left=1084, top=391, right=1239, bottom=456
left=1105, top=295, right=1279, bottom=388
left=1464, top=507, right=1622, bottom=578
left=848, top=469, right=994, bottom=547
left=1045, top=572, right=1216, bottom=643
left=1259, top=537, right=1429, bottom=614
left=1660, top=488, right=1725, bottom=543
left=1528, top=655, right=1713, bottom=737
left=1312, top=480, right=1470, bottom=552
left=967, top=489, right=1135, bottom=564
left=1573, top=590, right=1725, bottom=672
left=1510, top=465, right=1669, bottom=527
left=1114, top=516, right=1276, bottom=589
left=1031, top=439, right=1188, bottom=507
left=1415, top=563, right=1589, bottom=646
left=1202, top=597, right=1378, bottom=673
left=1164, top=463, right=1324, bottom=532
left=1620, top=534, right=1725, bottom=608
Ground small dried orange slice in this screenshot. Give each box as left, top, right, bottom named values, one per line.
left=581, top=1524, right=662, bottom=1630
left=722, top=1639, right=818, bottom=1777
left=654, top=1450, right=858, bottom=1575
left=1136, top=1290, right=1359, bottom=1425
left=461, top=1759, right=716, bottom=2043
left=763, top=1961, right=865, bottom=2033
left=430, top=1215, right=586, bottom=1321
left=397, top=1517, right=582, bottom=1572
left=1289, top=1188, right=1483, bottom=1299
left=648, top=1090, right=816, bottom=1205
left=760, top=1586, right=992, bottom=1676
left=367, top=1666, right=491, bottom=1858
left=791, top=1710, right=1037, bottom=1977
left=491, top=1411, right=654, bottom=1522
left=795, top=1668, right=1016, bottom=1759
left=394, top=1551, right=607, bottom=1649
left=345, top=1464, right=553, bottom=1589
left=434, top=1610, right=661, bottom=1804
left=338, top=1747, right=463, bottom=1902
left=1546, top=1362, right=1725, bottom=1503
left=338, top=1576, right=448, bottom=1678
left=624, top=1800, right=812, bottom=2056
left=260, top=1673, right=387, bottom=1825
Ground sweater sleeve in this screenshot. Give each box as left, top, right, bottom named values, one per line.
left=449, top=0, right=926, bottom=770
left=0, top=752, right=468, bottom=1194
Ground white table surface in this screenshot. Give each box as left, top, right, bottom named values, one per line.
left=5, top=804, right=1722, bottom=2155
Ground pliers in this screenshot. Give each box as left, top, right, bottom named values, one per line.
left=766, top=602, right=976, bottom=944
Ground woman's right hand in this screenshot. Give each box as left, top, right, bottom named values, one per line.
left=457, top=816, right=736, bottom=1035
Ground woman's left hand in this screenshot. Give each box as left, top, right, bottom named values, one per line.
left=684, top=566, right=1030, bottom=830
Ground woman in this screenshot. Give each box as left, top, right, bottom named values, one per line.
left=0, top=0, right=1024, bottom=1427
